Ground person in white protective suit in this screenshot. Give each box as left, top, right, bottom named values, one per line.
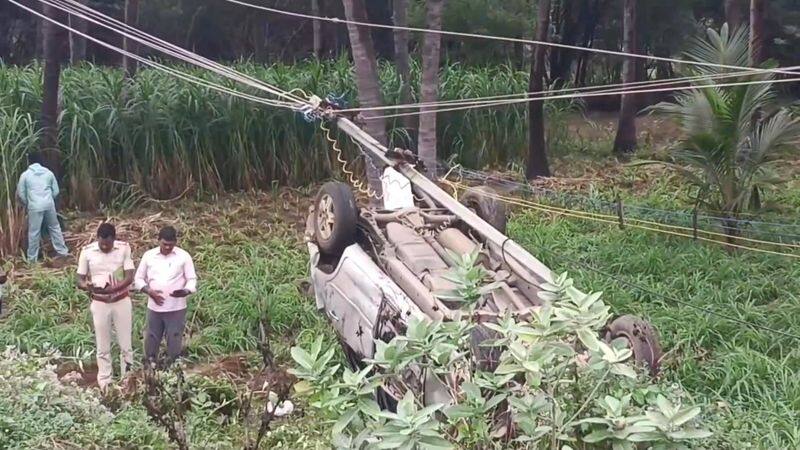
left=16, top=153, right=69, bottom=263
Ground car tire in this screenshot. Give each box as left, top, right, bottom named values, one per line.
left=314, top=181, right=358, bottom=255
left=604, top=315, right=663, bottom=377
left=460, top=185, right=507, bottom=234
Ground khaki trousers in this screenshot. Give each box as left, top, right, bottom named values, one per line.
left=90, top=297, right=134, bottom=390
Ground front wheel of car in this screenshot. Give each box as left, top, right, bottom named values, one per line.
left=314, top=181, right=358, bottom=256
left=604, top=315, right=663, bottom=377
left=460, top=185, right=507, bottom=234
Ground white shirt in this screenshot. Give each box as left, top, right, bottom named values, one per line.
left=77, top=241, right=135, bottom=299
left=134, top=246, right=197, bottom=312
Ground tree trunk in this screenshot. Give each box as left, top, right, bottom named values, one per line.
left=122, top=0, right=140, bottom=78
left=342, top=0, right=387, bottom=198
left=312, top=0, right=323, bottom=57
left=574, top=0, right=602, bottom=86
left=526, top=0, right=552, bottom=179
left=613, top=0, right=637, bottom=156
left=68, top=0, right=88, bottom=64
left=41, top=4, right=64, bottom=178
left=35, top=2, right=45, bottom=60
left=725, top=0, right=745, bottom=30
left=253, top=19, right=268, bottom=62
left=549, top=0, right=585, bottom=86
left=417, top=0, right=446, bottom=178
left=393, top=0, right=415, bottom=139
left=749, top=0, right=765, bottom=64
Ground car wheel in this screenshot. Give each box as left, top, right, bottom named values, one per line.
left=460, top=185, right=507, bottom=234
left=604, top=315, right=663, bottom=377
left=314, top=181, right=358, bottom=255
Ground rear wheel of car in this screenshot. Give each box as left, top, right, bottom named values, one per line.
left=314, top=181, right=358, bottom=255
left=604, top=315, right=663, bottom=378
left=460, top=185, right=507, bottom=234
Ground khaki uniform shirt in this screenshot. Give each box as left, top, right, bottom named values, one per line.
left=77, top=241, right=135, bottom=297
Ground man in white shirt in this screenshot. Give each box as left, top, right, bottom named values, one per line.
left=135, top=226, right=197, bottom=367
left=76, top=223, right=135, bottom=391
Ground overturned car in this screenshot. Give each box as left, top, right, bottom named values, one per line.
left=304, top=162, right=662, bottom=409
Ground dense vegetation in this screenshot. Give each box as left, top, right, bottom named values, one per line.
left=1, top=167, right=799, bottom=447
left=2, top=0, right=800, bottom=447
left=0, top=60, right=583, bottom=209
left=4, top=0, right=800, bottom=74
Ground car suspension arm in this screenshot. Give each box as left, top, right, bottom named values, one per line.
left=333, top=116, right=554, bottom=284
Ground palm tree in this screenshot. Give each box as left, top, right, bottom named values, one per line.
left=725, top=0, right=745, bottom=29
left=393, top=0, right=414, bottom=137
left=41, top=4, right=65, bottom=177
left=750, top=0, right=765, bottom=64
left=613, top=0, right=638, bottom=156
left=68, top=0, right=88, bottom=64
left=342, top=0, right=386, bottom=198
left=122, top=0, right=140, bottom=78
left=526, top=0, right=552, bottom=179
left=418, top=0, right=446, bottom=178
left=648, top=25, right=800, bottom=241
left=312, top=0, right=323, bottom=57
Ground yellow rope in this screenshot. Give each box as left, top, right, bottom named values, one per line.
left=320, top=121, right=382, bottom=200
left=448, top=181, right=800, bottom=250
left=446, top=181, right=800, bottom=259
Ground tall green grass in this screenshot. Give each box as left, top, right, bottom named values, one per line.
left=0, top=59, right=579, bottom=209
left=0, top=227, right=324, bottom=359
left=510, top=211, right=800, bottom=449
left=0, top=107, right=38, bottom=258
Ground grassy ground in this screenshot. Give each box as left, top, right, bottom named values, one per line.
left=511, top=215, right=800, bottom=449
left=0, top=190, right=333, bottom=449
left=1, top=158, right=799, bottom=448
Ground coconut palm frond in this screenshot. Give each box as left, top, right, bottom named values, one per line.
left=647, top=25, right=799, bottom=222
left=744, top=110, right=800, bottom=164
left=683, top=24, right=751, bottom=76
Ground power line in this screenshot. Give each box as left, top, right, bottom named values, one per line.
left=222, top=0, right=800, bottom=78
left=449, top=165, right=800, bottom=232
left=444, top=180, right=800, bottom=258
left=9, top=0, right=296, bottom=111
left=340, top=68, right=799, bottom=114
left=367, top=75, right=800, bottom=120
left=46, top=0, right=308, bottom=106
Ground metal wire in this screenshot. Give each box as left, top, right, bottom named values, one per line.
left=320, top=121, right=382, bottom=200
left=447, top=165, right=800, bottom=232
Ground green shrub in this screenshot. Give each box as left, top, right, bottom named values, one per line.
left=290, top=259, right=712, bottom=449
left=0, top=347, right=168, bottom=449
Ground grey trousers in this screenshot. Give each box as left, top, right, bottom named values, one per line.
left=144, top=308, right=186, bottom=366
left=27, top=207, right=68, bottom=262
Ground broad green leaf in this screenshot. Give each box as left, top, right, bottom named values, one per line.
left=671, top=406, right=702, bottom=426
left=397, top=391, right=416, bottom=419
left=656, top=395, right=677, bottom=418
left=667, top=429, right=714, bottom=440
left=290, top=346, right=314, bottom=371
left=576, top=328, right=601, bottom=351
left=418, top=436, right=453, bottom=449
left=332, top=409, right=358, bottom=435
left=582, top=429, right=614, bottom=443
left=293, top=380, right=313, bottom=395
left=610, top=363, right=638, bottom=379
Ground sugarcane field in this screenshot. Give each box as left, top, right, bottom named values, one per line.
left=2, top=0, right=800, bottom=449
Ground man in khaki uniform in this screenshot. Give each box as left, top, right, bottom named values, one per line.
left=76, top=223, right=135, bottom=391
